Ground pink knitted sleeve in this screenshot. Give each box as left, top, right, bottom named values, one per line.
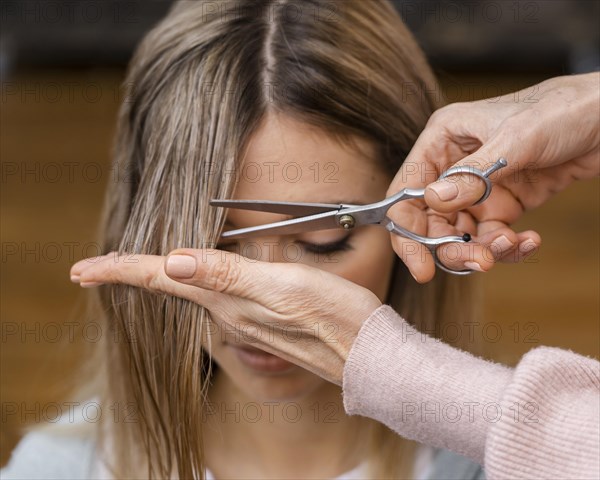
left=342, top=304, right=600, bottom=480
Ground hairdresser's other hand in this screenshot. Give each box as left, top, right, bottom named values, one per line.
left=70, top=250, right=381, bottom=385
left=389, top=72, right=599, bottom=283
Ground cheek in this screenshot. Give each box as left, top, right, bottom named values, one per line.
left=323, top=227, right=396, bottom=302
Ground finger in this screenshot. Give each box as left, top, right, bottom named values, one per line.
left=466, top=186, right=526, bottom=232
left=70, top=252, right=113, bottom=279
left=163, top=248, right=381, bottom=334
left=164, top=248, right=285, bottom=301
left=385, top=123, right=460, bottom=283
left=390, top=235, right=435, bottom=283
left=76, top=253, right=220, bottom=305
left=473, top=217, right=541, bottom=264
left=447, top=219, right=540, bottom=268
left=386, top=118, right=490, bottom=282
left=424, top=134, right=518, bottom=213
left=396, top=209, right=478, bottom=277
left=477, top=228, right=520, bottom=264
left=425, top=171, right=486, bottom=213
left=388, top=126, right=446, bottom=194
left=430, top=220, right=520, bottom=273
left=386, top=201, right=435, bottom=283
left=452, top=210, right=478, bottom=234
left=497, top=230, right=542, bottom=264
left=76, top=253, right=158, bottom=287
left=419, top=211, right=473, bottom=272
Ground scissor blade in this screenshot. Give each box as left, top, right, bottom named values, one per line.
left=210, top=199, right=344, bottom=216
left=220, top=210, right=341, bottom=239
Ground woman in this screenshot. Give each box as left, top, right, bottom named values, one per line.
left=3, top=0, right=484, bottom=478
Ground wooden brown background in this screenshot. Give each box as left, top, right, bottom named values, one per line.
left=1, top=70, right=598, bottom=466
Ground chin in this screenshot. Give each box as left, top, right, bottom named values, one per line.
left=230, top=368, right=328, bottom=402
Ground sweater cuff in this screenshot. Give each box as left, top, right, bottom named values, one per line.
left=342, top=304, right=513, bottom=464
left=484, top=346, right=600, bottom=479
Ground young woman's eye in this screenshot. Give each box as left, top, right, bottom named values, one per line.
left=296, top=236, right=353, bottom=255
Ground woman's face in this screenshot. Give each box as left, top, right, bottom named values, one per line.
left=207, top=112, right=396, bottom=402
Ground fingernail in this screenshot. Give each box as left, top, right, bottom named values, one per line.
left=518, top=239, right=537, bottom=256
left=70, top=275, right=80, bottom=283
left=166, top=255, right=196, bottom=278
left=464, top=261, right=485, bottom=272
left=492, top=235, right=514, bottom=253
left=80, top=281, right=103, bottom=288
left=429, top=181, right=459, bottom=202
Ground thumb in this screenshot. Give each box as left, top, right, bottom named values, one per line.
left=424, top=148, right=509, bottom=213
left=164, top=248, right=272, bottom=301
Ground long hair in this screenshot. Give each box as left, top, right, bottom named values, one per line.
left=84, top=1, right=479, bottom=478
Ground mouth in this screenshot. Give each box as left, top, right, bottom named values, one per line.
left=226, top=343, right=298, bottom=375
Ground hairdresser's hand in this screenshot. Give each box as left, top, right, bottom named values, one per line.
left=390, top=72, right=599, bottom=282
left=70, top=250, right=381, bottom=385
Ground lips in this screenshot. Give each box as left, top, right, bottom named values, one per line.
left=228, top=343, right=297, bottom=374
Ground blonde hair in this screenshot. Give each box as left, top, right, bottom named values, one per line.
left=78, top=1, right=479, bottom=478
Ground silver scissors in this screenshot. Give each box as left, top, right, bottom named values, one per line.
left=210, top=158, right=507, bottom=275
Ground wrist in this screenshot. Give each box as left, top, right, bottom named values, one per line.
left=332, top=293, right=382, bottom=370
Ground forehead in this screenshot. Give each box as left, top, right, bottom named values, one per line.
left=228, top=113, right=391, bottom=228
left=233, top=113, right=389, bottom=204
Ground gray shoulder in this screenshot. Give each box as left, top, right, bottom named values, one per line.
left=425, top=449, right=486, bottom=480
left=0, top=428, right=97, bottom=480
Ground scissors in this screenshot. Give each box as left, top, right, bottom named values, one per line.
left=210, top=158, right=508, bottom=275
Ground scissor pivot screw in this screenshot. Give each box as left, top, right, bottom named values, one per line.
left=339, top=215, right=356, bottom=229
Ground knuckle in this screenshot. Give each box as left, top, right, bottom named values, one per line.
left=501, top=111, right=536, bottom=139
left=101, top=259, right=120, bottom=282
left=206, top=258, right=239, bottom=293
left=428, top=104, right=457, bottom=126
left=144, top=269, right=163, bottom=294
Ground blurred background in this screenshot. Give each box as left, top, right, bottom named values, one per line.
left=1, top=0, right=599, bottom=467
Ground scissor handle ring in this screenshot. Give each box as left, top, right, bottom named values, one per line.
left=437, top=158, right=508, bottom=206
left=385, top=221, right=473, bottom=275
left=427, top=239, right=473, bottom=276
